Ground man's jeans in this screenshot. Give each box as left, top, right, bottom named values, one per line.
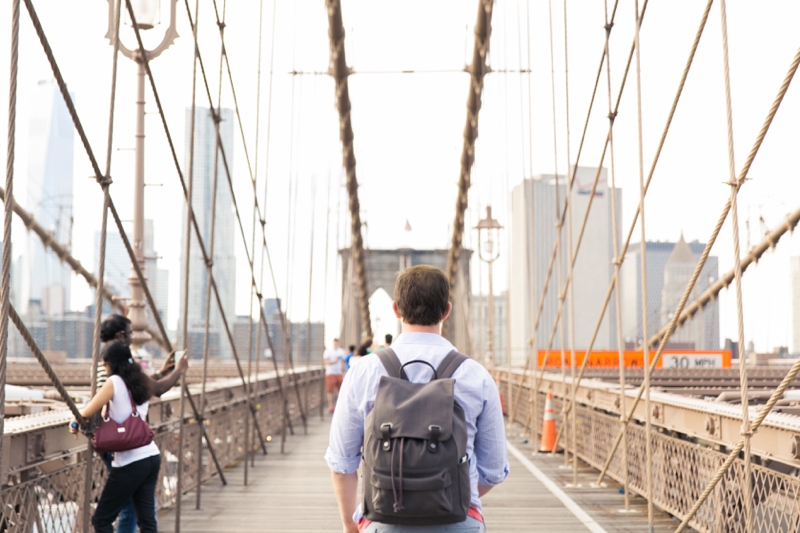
left=360, top=517, right=486, bottom=533
left=102, top=453, right=138, bottom=533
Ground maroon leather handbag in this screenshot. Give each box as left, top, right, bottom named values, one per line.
left=91, top=387, right=154, bottom=453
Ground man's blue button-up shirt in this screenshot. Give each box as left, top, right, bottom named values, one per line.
left=325, top=332, right=509, bottom=517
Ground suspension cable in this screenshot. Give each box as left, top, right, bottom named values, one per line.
left=602, top=0, right=630, bottom=510
left=0, top=0, right=21, bottom=465
left=444, top=0, right=494, bottom=343
left=630, top=0, right=654, bottom=527
left=325, top=0, right=372, bottom=344
left=511, top=0, right=638, bottom=426
left=598, top=41, right=800, bottom=489
left=561, top=0, right=581, bottom=487
left=549, top=0, right=715, bottom=456
left=511, top=0, right=624, bottom=426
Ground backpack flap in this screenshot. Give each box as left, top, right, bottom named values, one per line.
left=371, top=376, right=454, bottom=444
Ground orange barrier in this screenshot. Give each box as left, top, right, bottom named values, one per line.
left=536, top=349, right=732, bottom=369
left=539, top=391, right=560, bottom=453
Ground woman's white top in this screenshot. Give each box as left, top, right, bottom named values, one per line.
left=107, top=375, right=160, bottom=468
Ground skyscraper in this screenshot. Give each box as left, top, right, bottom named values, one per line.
left=94, top=229, right=130, bottom=297
left=20, top=80, right=74, bottom=317
left=621, top=236, right=719, bottom=349
left=144, top=219, right=169, bottom=327
left=179, top=107, right=236, bottom=358
left=508, top=167, right=621, bottom=366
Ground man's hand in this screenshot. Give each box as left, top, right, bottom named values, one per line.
left=175, top=352, right=189, bottom=375
left=343, top=522, right=358, bottom=533
left=159, top=352, right=176, bottom=375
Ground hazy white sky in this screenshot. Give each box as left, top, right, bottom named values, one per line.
left=0, top=0, right=799, bottom=352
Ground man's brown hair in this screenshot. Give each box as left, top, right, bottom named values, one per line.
left=393, top=265, right=450, bottom=326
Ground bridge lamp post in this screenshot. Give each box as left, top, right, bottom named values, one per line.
left=105, top=0, right=178, bottom=349
left=475, top=206, right=503, bottom=366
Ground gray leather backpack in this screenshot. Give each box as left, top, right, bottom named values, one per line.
left=363, top=348, right=471, bottom=526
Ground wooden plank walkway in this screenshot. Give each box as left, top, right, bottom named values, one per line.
left=159, top=415, right=685, bottom=532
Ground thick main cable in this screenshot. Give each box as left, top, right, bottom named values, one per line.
left=444, top=0, right=493, bottom=340
left=325, top=0, right=372, bottom=342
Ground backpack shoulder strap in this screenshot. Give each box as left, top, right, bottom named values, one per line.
left=435, top=350, right=468, bottom=380
left=376, top=348, right=402, bottom=378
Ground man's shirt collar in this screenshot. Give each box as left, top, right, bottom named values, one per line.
left=392, top=332, right=454, bottom=349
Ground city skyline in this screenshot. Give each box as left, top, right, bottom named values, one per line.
left=1, top=2, right=799, bottom=356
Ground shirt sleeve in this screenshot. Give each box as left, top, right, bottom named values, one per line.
left=473, top=373, right=509, bottom=487
left=324, top=369, right=365, bottom=474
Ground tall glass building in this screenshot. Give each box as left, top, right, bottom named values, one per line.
left=20, top=80, right=75, bottom=318
left=178, top=107, right=236, bottom=358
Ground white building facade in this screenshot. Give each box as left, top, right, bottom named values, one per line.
left=509, top=167, right=621, bottom=367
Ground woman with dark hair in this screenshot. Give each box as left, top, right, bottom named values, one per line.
left=92, top=314, right=187, bottom=533
left=71, top=340, right=178, bottom=533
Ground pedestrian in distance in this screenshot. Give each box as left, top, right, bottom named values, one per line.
left=346, top=344, right=357, bottom=371
left=70, top=341, right=187, bottom=533
left=349, top=344, right=368, bottom=367
left=326, top=265, right=508, bottom=533
left=324, top=338, right=347, bottom=413
left=93, top=314, right=188, bottom=533
left=384, top=333, right=393, bottom=348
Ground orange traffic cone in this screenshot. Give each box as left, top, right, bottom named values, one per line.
left=539, top=391, right=560, bottom=452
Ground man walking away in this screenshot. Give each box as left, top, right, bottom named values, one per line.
left=326, top=265, right=508, bottom=532
left=323, top=338, right=346, bottom=413
left=384, top=333, right=393, bottom=348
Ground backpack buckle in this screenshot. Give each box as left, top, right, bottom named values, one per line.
left=381, top=423, right=392, bottom=451
left=428, top=425, right=441, bottom=452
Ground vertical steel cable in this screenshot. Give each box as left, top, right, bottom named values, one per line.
left=0, top=0, right=20, bottom=493
left=198, top=0, right=227, bottom=500
left=562, top=0, right=579, bottom=487
left=631, top=0, right=653, bottom=529
left=254, top=0, right=278, bottom=462
left=521, top=0, right=537, bottom=437
left=320, top=169, right=333, bottom=420
left=94, top=0, right=122, bottom=396
left=178, top=0, right=201, bottom=526
left=244, top=0, right=266, bottom=478
left=717, top=1, right=752, bottom=531
left=85, top=2, right=122, bottom=525
left=304, top=173, right=318, bottom=416
left=603, top=0, right=629, bottom=510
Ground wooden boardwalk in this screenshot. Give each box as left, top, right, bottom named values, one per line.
left=159, top=416, right=684, bottom=532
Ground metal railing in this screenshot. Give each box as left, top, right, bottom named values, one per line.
left=496, top=368, right=800, bottom=533
left=0, top=368, right=322, bottom=532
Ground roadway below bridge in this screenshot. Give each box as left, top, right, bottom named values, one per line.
left=158, top=415, right=684, bottom=532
